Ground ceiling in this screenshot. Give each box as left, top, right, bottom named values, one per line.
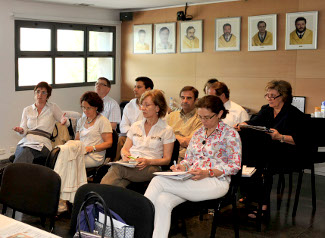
left=24, top=0, right=237, bottom=11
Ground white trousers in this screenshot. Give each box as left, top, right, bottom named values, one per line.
left=144, top=176, right=229, bottom=238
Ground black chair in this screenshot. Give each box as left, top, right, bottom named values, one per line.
left=126, top=139, right=180, bottom=194
left=172, top=171, right=241, bottom=238
left=0, top=163, right=61, bottom=232
left=70, top=183, right=155, bottom=238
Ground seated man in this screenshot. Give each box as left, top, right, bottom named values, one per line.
left=167, top=86, right=202, bottom=161
left=95, top=77, right=121, bottom=130
left=207, top=82, right=249, bottom=127
left=114, top=76, right=154, bottom=160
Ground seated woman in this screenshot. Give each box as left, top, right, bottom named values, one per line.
left=144, top=95, right=242, bottom=238
left=236, top=80, right=309, bottom=216
left=13, top=81, right=69, bottom=164
left=76, top=91, right=113, bottom=168
left=100, top=89, right=175, bottom=187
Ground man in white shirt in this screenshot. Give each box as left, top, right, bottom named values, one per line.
left=95, top=77, right=121, bottom=130
left=207, top=82, right=249, bottom=127
left=114, top=76, right=154, bottom=160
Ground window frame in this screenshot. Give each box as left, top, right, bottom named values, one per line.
left=15, top=20, right=116, bottom=91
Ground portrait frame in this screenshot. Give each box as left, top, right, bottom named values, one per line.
left=180, top=20, right=203, bottom=53
left=154, top=22, right=176, bottom=54
left=133, top=24, right=152, bottom=54
left=215, top=17, right=241, bottom=52
left=285, top=11, right=318, bottom=50
left=248, top=14, right=277, bottom=51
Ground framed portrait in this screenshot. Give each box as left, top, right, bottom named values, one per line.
left=133, top=24, right=152, bottom=54
left=154, top=22, right=176, bottom=54
left=215, top=17, right=241, bottom=52
left=180, top=20, right=203, bottom=53
left=285, top=11, right=318, bottom=50
left=248, top=14, right=277, bottom=51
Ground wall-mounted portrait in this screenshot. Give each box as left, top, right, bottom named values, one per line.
left=180, top=20, right=203, bottom=53
left=285, top=11, right=318, bottom=50
left=133, top=24, right=152, bottom=54
left=215, top=17, right=241, bottom=52
left=154, top=22, right=176, bottom=54
left=248, top=14, right=277, bottom=51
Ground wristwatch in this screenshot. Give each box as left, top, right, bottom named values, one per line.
left=92, top=145, right=96, bottom=152
left=208, top=169, right=215, bottom=177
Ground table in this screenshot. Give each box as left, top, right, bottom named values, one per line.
left=0, top=214, right=61, bottom=238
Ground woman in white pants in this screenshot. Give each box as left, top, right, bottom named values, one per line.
left=145, top=95, right=242, bottom=238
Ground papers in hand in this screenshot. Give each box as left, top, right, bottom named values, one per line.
left=153, top=171, right=194, bottom=181
left=21, top=142, right=44, bottom=151
left=108, top=160, right=139, bottom=168
left=242, top=165, right=256, bottom=177
left=240, top=124, right=273, bottom=133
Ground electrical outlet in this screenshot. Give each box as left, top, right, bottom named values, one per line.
left=0, top=149, right=5, bottom=155
left=10, top=147, right=15, bottom=153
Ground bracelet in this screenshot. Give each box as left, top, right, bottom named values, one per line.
left=280, top=135, right=285, bottom=143
left=92, top=145, right=96, bottom=151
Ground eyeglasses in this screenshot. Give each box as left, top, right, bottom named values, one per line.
left=199, top=114, right=217, bottom=121
left=264, top=94, right=282, bottom=100
left=140, top=103, right=155, bottom=108
left=95, top=82, right=108, bottom=87
left=34, top=90, right=48, bottom=96
left=81, top=106, right=95, bottom=111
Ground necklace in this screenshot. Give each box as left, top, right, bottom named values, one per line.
left=86, top=116, right=96, bottom=124
left=202, top=123, right=219, bottom=145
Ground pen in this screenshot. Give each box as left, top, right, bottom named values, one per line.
left=173, top=160, right=177, bottom=170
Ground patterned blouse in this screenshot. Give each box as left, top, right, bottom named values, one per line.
left=180, top=121, right=242, bottom=182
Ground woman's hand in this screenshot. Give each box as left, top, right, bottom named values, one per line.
left=170, top=164, right=185, bottom=172
left=60, top=113, right=68, bottom=125
left=188, top=169, right=209, bottom=181
left=267, top=128, right=281, bottom=141
left=13, top=127, right=24, bottom=134
left=234, top=122, right=247, bottom=131
left=85, top=146, right=94, bottom=154
left=121, top=152, right=131, bottom=161
left=136, top=158, right=151, bottom=170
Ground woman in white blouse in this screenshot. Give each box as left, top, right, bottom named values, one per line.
left=101, top=89, right=175, bottom=187
left=13, top=82, right=68, bottom=164
left=76, top=91, right=113, bottom=168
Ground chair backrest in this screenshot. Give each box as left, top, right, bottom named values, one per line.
left=161, top=139, right=180, bottom=171
left=0, top=163, right=61, bottom=217
left=105, top=129, right=118, bottom=161
left=70, top=184, right=155, bottom=238
left=45, top=147, right=61, bottom=169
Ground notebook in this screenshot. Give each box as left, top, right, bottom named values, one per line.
left=153, top=171, right=194, bottom=181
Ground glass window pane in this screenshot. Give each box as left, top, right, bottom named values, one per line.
left=89, top=31, right=113, bottom=52
left=18, top=58, right=52, bottom=86
left=20, top=28, right=51, bottom=51
left=57, top=29, right=84, bottom=51
left=55, top=58, right=84, bottom=84
left=87, top=57, right=113, bottom=82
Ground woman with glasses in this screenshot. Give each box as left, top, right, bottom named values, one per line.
left=13, top=81, right=69, bottom=164
left=100, top=89, right=175, bottom=187
left=236, top=80, right=308, bottom=218
left=76, top=91, right=113, bottom=168
left=144, top=95, right=241, bottom=238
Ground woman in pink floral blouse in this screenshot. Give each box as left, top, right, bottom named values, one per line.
left=145, top=95, right=242, bottom=238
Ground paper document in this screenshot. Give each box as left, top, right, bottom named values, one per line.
left=98, top=212, right=127, bottom=229
left=153, top=171, right=194, bottom=181
left=240, top=124, right=273, bottom=133
left=242, top=165, right=256, bottom=177
left=21, top=142, right=44, bottom=152
left=108, top=161, right=139, bottom=168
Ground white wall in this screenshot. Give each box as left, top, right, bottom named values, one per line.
left=0, top=0, right=121, bottom=160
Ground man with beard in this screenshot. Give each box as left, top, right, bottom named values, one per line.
left=183, top=26, right=200, bottom=49
left=252, top=21, right=273, bottom=46
left=157, top=27, right=173, bottom=50
left=218, top=23, right=237, bottom=48
left=166, top=86, right=202, bottom=161
left=290, top=17, right=313, bottom=45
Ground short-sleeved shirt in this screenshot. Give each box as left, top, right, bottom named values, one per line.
left=77, top=114, right=113, bottom=165
left=223, top=100, right=250, bottom=127
left=119, top=98, right=143, bottom=134
left=127, top=118, right=175, bottom=160
left=101, top=94, right=121, bottom=123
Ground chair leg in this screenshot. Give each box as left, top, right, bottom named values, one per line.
left=50, top=217, right=55, bottom=233
left=292, top=170, right=304, bottom=217
left=277, top=173, right=285, bottom=210
left=288, top=172, right=293, bottom=196
left=232, top=197, right=239, bottom=238
left=210, top=203, right=221, bottom=238
left=311, top=165, right=316, bottom=214
left=2, top=205, right=7, bottom=215
left=12, top=209, right=16, bottom=219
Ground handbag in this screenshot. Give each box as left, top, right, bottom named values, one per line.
left=74, top=191, right=114, bottom=238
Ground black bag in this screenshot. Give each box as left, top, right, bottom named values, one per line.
left=74, top=191, right=114, bottom=238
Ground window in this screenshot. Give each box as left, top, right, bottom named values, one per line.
left=15, top=20, right=116, bottom=90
